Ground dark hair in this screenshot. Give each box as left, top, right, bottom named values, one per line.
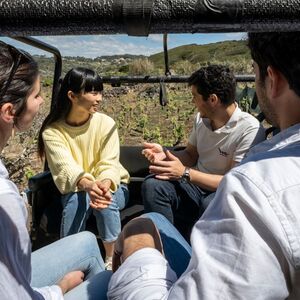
left=38, top=67, right=103, bottom=158
left=188, top=65, right=236, bottom=106
left=0, top=41, right=39, bottom=124
left=248, top=32, right=300, bottom=97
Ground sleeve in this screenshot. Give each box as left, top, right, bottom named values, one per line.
left=233, top=123, right=265, bottom=163
left=94, top=118, right=121, bottom=192
left=108, top=171, right=289, bottom=300
left=43, top=129, right=94, bottom=194
left=34, top=286, right=63, bottom=300
left=188, top=114, right=199, bottom=147
left=107, top=248, right=177, bottom=299
left=0, top=184, right=64, bottom=300
left=165, top=171, right=289, bottom=299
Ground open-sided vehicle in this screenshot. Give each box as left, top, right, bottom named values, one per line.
left=1, top=0, right=298, bottom=248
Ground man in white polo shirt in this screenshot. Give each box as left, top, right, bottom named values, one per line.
left=142, top=65, right=265, bottom=238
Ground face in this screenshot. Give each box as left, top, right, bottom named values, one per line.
left=253, top=62, right=278, bottom=126
left=16, top=76, right=44, bottom=131
left=191, top=85, right=211, bottom=118
left=72, top=91, right=102, bottom=114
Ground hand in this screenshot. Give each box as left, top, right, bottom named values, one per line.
left=149, top=150, right=185, bottom=180
left=113, top=217, right=163, bottom=272
left=90, top=179, right=112, bottom=210
left=142, top=142, right=167, bottom=163
left=57, top=270, right=84, bottom=294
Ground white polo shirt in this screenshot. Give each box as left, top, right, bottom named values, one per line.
left=188, top=105, right=265, bottom=175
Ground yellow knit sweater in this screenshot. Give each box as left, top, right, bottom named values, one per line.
left=42, top=112, right=130, bottom=194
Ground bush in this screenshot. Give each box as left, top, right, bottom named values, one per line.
left=129, top=58, right=154, bottom=75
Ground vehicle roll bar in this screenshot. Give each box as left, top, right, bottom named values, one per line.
left=12, top=36, right=62, bottom=107
left=1, top=0, right=300, bottom=36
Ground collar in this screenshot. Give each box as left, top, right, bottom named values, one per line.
left=202, top=103, right=242, bottom=133
left=248, top=123, right=300, bottom=156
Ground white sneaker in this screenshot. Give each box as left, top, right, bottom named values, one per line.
left=105, top=256, right=113, bottom=271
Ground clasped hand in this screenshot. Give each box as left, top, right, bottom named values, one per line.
left=142, top=142, right=185, bottom=180
left=87, top=179, right=112, bottom=210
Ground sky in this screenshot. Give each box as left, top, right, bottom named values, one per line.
left=1, top=32, right=246, bottom=58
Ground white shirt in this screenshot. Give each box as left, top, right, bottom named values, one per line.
left=189, top=106, right=265, bottom=174
left=0, top=160, right=63, bottom=300
left=108, top=123, right=300, bottom=299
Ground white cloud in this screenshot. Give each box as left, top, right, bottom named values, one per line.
left=147, top=34, right=163, bottom=43
left=223, top=32, right=246, bottom=40
left=35, top=35, right=161, bottom=58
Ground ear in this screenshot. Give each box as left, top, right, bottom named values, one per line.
left=0, top=103, right=15, bottom=123
left=267, top=66, right=285, bottom=98
left=208, top=94, right=219, bottom=107
left=67, top=90, right=77, bottom=103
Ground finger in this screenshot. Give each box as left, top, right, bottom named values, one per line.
left=151, top=159, right=172, bottom=167
left=165, top=150, right=178, bottom=161
left=90, top=188, right=103, bottom=198
left=103, top=191, right=112, bottom=200
left=155, top=175, right=171, bottom=180
left=90, top=201, right=109, bottom=210
left=92, top=198, right=112, bottom=205
left=149, top=165, right=170, bottom=173
left=143, top=142, right=153, bottom=148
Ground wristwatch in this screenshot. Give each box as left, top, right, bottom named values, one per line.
left=181, top=167, right=191, bottom=183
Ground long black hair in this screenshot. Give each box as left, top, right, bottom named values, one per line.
left=38, top=67, right=103, bottom=158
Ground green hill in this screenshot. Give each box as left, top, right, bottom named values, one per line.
left=149, top=40, right=250, bottom=68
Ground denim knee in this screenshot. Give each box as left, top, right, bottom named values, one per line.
left=142, top=177, right=174, bottom=205
left=93, top=185, right=127, bottom=242
left=61, top=191, right=90, bottom=237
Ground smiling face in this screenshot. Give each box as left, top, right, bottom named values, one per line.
left=15, top=76, right=44, bottom=131
left=71, top=90, right=102, bottom=115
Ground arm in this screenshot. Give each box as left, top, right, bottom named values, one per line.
left=108, top=170, right=289, bottom=299
left=142, top=142, right=198, bottom=167
left=149, top=146, right=222, bottom=191
left=93, top=119, right=121, bottom=192
left=0, top=187, right=83, bottom=300
left=43, top=129, right=94, bottom=194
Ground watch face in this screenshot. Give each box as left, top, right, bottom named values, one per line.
left=181, top=168, right=190, bottom=183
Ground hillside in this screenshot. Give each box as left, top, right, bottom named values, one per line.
left=35, top=39, right=251, bottom=81
left=3, top=39, right=255, bottom=190
left=149, top=40, right=250, bottom=68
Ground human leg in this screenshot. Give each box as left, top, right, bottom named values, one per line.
left=60, top=191, right=90, bottom=237
left=142, top=176, right=180, bottom=223
left=31, top=231, right=105, bottom=287
left=142, top=212, right=192, bottom=278
left=94, top=184, right=129, bottom=257
left=173, top=181, right=212, bottom=240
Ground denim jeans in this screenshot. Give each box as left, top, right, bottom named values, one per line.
left=142, top=176, right=211, bottom=239
left=142, top=212, right=192, bottom=278
left=31, top=231, right=112, bottom=299
left=61, top=184, right=129, bottom=242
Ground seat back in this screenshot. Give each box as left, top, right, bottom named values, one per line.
left=28, top=145, right=151, bottom=244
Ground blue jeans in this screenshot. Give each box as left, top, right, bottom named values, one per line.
left=31, top=231, right=112, bottom=299
left=61, top=184, right=129, bottom=242
left=142, top=176, right=211, bottom=239
left=142, top=212, right=192, bottom=278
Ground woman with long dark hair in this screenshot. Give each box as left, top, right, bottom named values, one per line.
left=38, top=67, right=130, bottom=270
left=0, top=42, right=111, bottom=299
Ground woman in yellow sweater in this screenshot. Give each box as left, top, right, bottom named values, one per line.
left=38, top=67, right=130, bottom=269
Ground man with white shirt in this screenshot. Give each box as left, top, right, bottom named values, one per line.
left=107, top=32, right=300, bottom=299
left=142, top=65, right=265, bottom=239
